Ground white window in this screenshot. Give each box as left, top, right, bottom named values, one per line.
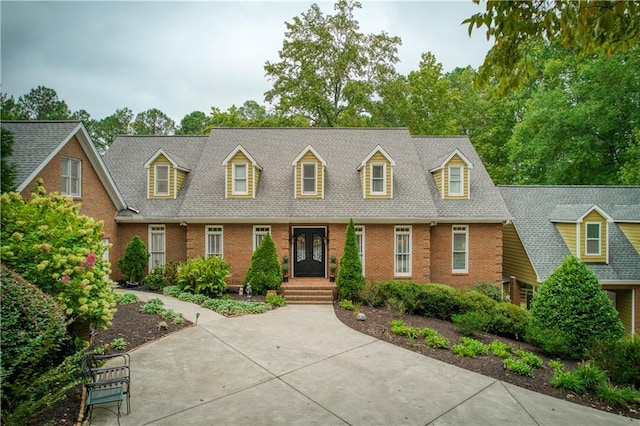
left=62, top=157, right=81, bottom=197
left=452, top=225, right=468, bottom=273
left=233, top=163, right=248, bottom=195
left=394, top=226, right=411, bottom=276
left=149, top=225, right=166, bottom=269
left=371, top=163, right=386, bottom=194
left=302, top=163, right=317, bottom=194
left=155, top=164, right=169, bottom=196
left=206, top=226, right=223, bottom=257
left=253, top=226, right=271, bottom=251
left=355, top=225, right=365, bottom=275
left=585, top=223, right=601, bottom=255
left=448, top=165, right=463, bottom=196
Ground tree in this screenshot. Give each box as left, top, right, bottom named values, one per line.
left=264, top=0, right=401, bottom=126
left=336, top=219, right=364, bottom=301
left=131, top=108, right=176, bottom=135
left=1, top=128, right=17, bottom=193
left=117, top=236, right=149, bottom=283
left=17, top=86, right=71, bottom=120
left=465, top=1, right=640, bottom=92
left=92, top=107, right=134, bottom=152
left=525, top=256, right=624, bottom=359
left=619, top=130, right=640, bottom=185
left=1, top=93, right=27, bottom=120
left=243, top=233, right=282, bottom=295
left=177, top=110, right=210, bottom=135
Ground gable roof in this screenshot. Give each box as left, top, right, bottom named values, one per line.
left=498, top=185, right=640, bottom=283
left=103, top=128, right=510, bottom=224
left=222, top=145, right=263, bottom=170
left=144, top=148, right=191, bottom=172
left=291, top=144, right=327, bottom=167
left=549, top=204, right=614, bottom=223
left=358, top=144, right=396, bottom=169
left=427, top=148, right=474, bottom=173
left=1, top=120, right=126, bottom=210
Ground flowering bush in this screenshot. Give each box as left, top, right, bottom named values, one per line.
left=0, top=180, right=116, bottom=333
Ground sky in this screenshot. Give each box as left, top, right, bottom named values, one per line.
left=1, top=0, right=491, bottom=123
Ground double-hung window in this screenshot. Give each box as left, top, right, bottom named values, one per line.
left=154, top=165, right=169, bottom=196
left=149, top=225, right=166, bottom=269
left=448, top=166, right=463, bottom=196
left=233, top=163, right=248, bottom=195
left=452, top=225, right=468, bottom=273
left=585, top=223, right=601, bottom=255
left=253, top=226, right=271, bottom=251
left=302, top=163, right=317, bottom=194
left=355, top=225, right=365, bottom=274
left=62, top=157, right=81, bottom=197
left=394, top=226, right=411, bottom=276
left=371, top=164, right=386, bottom=195
left=206, top=226, right=223, bottom=257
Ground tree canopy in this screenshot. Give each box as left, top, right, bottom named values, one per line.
left=264, top=0, right=401, bottom=126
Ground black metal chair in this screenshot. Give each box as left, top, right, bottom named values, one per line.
left=81, top=354, right=131, bottom=424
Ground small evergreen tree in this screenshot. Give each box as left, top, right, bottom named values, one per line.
left=243, top=233, right=282, bottom=295
left=526, top=256, right=624, bottom=359
left=118, top=236, right=149, bottom=283
left=336, top=219, right=365, bottom=301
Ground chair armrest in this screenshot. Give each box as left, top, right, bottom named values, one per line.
left=92, top=352, right=130, bottom=366
left=85, top=376, right=129, bottom=389
left=91, top=365, right=130, bottom=378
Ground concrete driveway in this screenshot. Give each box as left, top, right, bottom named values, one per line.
left=90, top=292, right=638, bottom=425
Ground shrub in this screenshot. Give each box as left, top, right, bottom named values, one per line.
left=458, top=290, right=497, bottom=314
left=265, top=293, right=287, bottom=307
left=243, top=233, right=281, bottom=295
left=116, top=293, right=139, bottom=305
left=472, top=281, right=505, bottom=302
left=452, top=337, right=489, bottom=357
left=586, top=337, right=640, bottom=387
left=486, top=302, right=528, bottom=339
left=178, top=256, right=230, bottom=297
left=504, top=358, right=534, bottom=377
left=385, top=297, right=406, bottom=316
left=360, top=280, right=383, bottom=307
left=1, top=267, right=71, bottom=417
left=452, top=311, right=487, bottom=336
left=142, top=265, right=169, bottom=291
left=596, top=382, right=640, bottom=407
left=140, top=298, right=165, bottom=314
left=336, top=219, right=365, bottom=301
left=526, top=256, right=624, bottom=359
left=415, top=284, right=462, bottom=319
left=118, top=235, right=149, bottom=283
left=376, top=281, right=422, bottom=314
left=0, top=182, right=116, bottom=334
left=574, top=362, right=608, bottom=389
left=163, top=261, right=181, bottom=286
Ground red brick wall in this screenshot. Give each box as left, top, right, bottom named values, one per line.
left=430, top=223, right=503, bottom=289
left=19, top=135, right=121, bottom=276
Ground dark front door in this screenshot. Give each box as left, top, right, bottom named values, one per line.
left=293, top=228, right=326, bottom=278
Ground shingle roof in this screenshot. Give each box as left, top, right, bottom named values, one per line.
left=1, top=120, right=82, bottom=190
left=498, top=185, right=640, bottom=283
left=103, top=128, right=510, bottom=223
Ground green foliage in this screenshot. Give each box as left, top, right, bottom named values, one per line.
left=177, top=255, right=230, bottom=297
left=177, top=110, right=211, bottom=135
left=336, top=219, right=365, bottom=301
left=586, top=337, right=640, bottom=387
left=0, top=182, right=116, bottom=331
left=360, top=280, right=383, bottom=307
left=504, top=358, right=534, bottom=377
left=526, top=256, right=624, bottom=359
left=140, top=298, right=165, bottom=314
left=375, top=281, right=461, bottom=319
left=452, top=311, right=487, bottom=337
left=452, top=337, right=489, bottom=357
left=163, top=261, right=181, bottom=286
left=162, top=285, right=182, bottom=297
left=472, top=282, right=505, bottom=302
left=243, top=233, right=282, bottom=295
left=162, top=285, right=272, bottom=316
left=264, top=0, right=401, bottom=127
left=550, top=369, right=588, bottom=394
left=596, top=382, right=640, bottom=407
left=118, top=236, right=149, bottom=283
left=486, top=302, right=529, bottom=339
left=488, top=340, right=513, bottom=359
left=1, top=349, right=84, bottom=426
left=1, top=267, right=71, bottom=416
left=515, top=350, right=543, bottom=369
left=142, top=264, right=169, bottom=291
left=16, top=85, right=71, bottom=120
left=619, top=130, right=640, bottom=185
left=548, top=359, right=564, bottom=372
left=340, top=299, right=357, bottom=311
left=458, top=290, right=498, bottom=314
left=265, top=293, right=287, bottom=307
left=385, top=297, right=406, bottom=316
left=575, top=363, right=609, bottom=390
left=420, top=328, right=450, bottom=349
left=131, top=107, right=176, bottom=135
left=1, top=128, right=17, bottom=193
left=116, top=292, right=139, bottom=305
left=160, top=309, right=185, bottom=324
left=110, top=338, right=128, bottom=351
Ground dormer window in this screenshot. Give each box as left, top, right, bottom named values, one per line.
left=302, top=163, right=317, bottom=195
left=233, top=163, right=248, bottom=195
left=585, top=222, right=601, bottom=255
left=448, top=165, right=463, bottom=196
left=155, top=165, right=170, bottom=196
left=371, top=163, right=386, bottom=195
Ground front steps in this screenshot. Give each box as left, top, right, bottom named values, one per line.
left=282, top=280, right=336, bottom=304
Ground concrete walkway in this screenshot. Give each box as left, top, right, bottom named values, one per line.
left=91, top=291, right=639, bottom=425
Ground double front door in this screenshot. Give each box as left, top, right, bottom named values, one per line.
left=293, top=228, right=326, bottom=278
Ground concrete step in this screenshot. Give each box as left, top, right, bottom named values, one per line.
left=282, top=281, right=335, bottom=304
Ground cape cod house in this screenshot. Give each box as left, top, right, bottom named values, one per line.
left=499, top=186, right=640, bottom=335
left=102, top=128, right=510, bottom=292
